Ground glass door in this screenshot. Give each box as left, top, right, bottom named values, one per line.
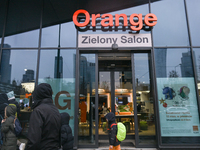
left=78, top=54, right=98, bottom=147
left=114, top=71, right=135, bottom=137
left=132, top=53, right=156, bottom=147
left=98, top=53, right=135, bottom=146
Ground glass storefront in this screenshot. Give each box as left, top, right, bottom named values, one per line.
left=38, top=49, right=76, bottom=135
left=0, top=0, right=200, bottom=149
left=151, top=0, right=189, bottom=46
left=78, top=54, right=96, bottom=145
left=155, top=48, right=200, bottom=144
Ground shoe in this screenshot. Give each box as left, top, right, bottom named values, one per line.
left=19, top=143, right=25, bottom=150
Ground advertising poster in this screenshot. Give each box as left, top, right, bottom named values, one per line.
left=39, top=78, right=75, bottom=135
left=157, top=77, right=200, bottom=137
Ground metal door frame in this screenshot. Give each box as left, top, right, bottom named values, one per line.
left=75, top=50, right=158, bottom=149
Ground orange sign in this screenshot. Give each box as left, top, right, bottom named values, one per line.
left=73, top=9, right=157, bottom=31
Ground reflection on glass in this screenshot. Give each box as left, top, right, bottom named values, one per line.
left=155, top=48, right=193, bottom=78
left=78, top=54, right=96, bottom=145
left=38, top=49, right=76, bottom=135
left=98, top=72, right=111, bottom=135
left=134, top=53, right=156, bottom=145
left=151, top=0, right=189, bottom=46
left=186, top=0, right=200, bottom=46
left=0, top=48, right=37, bottom=137
left=4, top=30, right=40, bottom=47
left=41, top=23, right=76, bottom=47
left=193, top=48, right=200, bottom=108
left=155, top=48, right=200, bottom=144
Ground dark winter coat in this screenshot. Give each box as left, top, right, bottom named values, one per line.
left=105, top=112, right=121, bottom=146
left=60, top=112, right=74, bottom=150
left=1, top=105, right=17, bottom=150
left=0, top=94, right=9, bottom=120
left=25, top=83, right=61, bottom=150
left=8, top=98, right=20, bottom=118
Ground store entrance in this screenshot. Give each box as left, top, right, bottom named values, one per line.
left=98, top=53, right=134, bottom=146
left=78, top=52, right=156, bottom=148
left=98, top=52, right=156, bottom=147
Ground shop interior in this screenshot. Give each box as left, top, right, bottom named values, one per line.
left=78, top=53, right=156, bottom=146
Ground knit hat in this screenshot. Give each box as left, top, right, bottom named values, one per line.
left=7, top=91, right=15, bottom=100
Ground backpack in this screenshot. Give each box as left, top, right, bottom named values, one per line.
left=111, top=122, right=126, bottom=141
left=11, top=116, right=22, bottom=137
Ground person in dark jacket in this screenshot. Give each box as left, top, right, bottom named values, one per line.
left=105, top=112, right=121, bottom=150
left=1, top=105, right=17, bottom=150
left=60, top=112, right=74, bottom=150
left=25, top=83, right=61, bottom=150
left=7, top=91, right=20, bottom=117
left=0, top=94, right=9, bottom=119
left=0, top=93, right=9, bottom=147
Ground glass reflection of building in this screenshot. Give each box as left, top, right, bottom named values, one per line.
left=0, top=44, right=12, bottom=84
left=80, top=56, right=95, bottom=96
left=22, top=69, right=34, bottom=82
left=181, top=51, right=194, bottom=77
left=154, top=48, right=167, bottom=78
left=54, top=56, right=63, bottom=78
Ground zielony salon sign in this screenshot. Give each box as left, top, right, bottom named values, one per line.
left=78, top=34, right=151, bottom=47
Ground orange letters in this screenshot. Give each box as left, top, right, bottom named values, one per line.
left=73, top=9, right=157, bottom=31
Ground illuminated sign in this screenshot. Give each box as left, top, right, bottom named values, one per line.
left=78, top=34, right=152, bottom=47
left=73, top=9, right=157, bottom=31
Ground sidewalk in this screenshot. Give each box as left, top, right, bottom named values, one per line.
left=78, top=148, right=157, bottom=150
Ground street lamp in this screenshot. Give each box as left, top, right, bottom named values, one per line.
left=175, top=64, right=181, bottom=73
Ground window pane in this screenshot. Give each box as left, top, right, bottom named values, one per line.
left=41, top=0, right=76, bottom=47
left=186, top=0, right=200, bottom=46
left=0, top=49, right=37, bottom=137
left=79, top=54, right=96, bottom=145
left=152, top=0, right=189, bottom=46
left=134, top=53, right=156, bottom=146
left=4, top=1, right=41, bottom=47
left=4, top=30, right=40, bottom=48
left=193, top=48, right=200, bottom=105
left=38, top=49, right=76, bottom=136
left=155, top=48, right=200, bottom=144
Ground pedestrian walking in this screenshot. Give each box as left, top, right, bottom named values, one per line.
left=0, top=93, right=9, bottom=149
left=60, top=112, right=74, bottom=150
left=25, top=83, right=61, bottom=150
left=7, top=91, right=20, bottom=117
left=1, top=105, right=17, bottom=150
left=105, top=112, right=121, bottom=150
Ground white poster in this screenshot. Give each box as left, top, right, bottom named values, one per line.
left=157, top=78, right=200, bottom=137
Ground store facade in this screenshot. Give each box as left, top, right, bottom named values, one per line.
left=0, top=0, right=200, bottom=149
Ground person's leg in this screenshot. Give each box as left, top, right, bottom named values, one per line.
left=115, top=144, right=121, bottom=150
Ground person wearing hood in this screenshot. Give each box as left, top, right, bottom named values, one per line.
left=0, top=93, right=9, bottom=147
left=60, top=112, right=74, bottom=150
left=25, top=83, right=61, bottom=150
left=0, top=94, right=9, bottom=120
left=1, top=105, right=17, bottom=150
left=7, top=91, right=20, bottom=117
left=105, top=112, right=121, bottom=150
